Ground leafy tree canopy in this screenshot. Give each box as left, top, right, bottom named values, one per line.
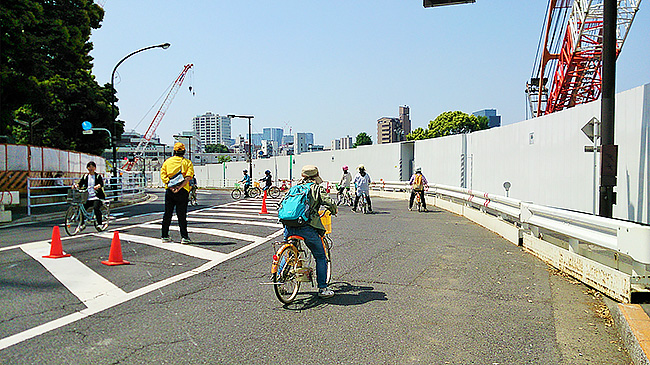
left=217, top=156, right=232, bottom=164
left=205, top=144, right=230, bottom=153
left=0, top=0, right=119, bottom=155
left=353, top=132, right=372, bottom=148
left=406, top=111, right=488, bottom=141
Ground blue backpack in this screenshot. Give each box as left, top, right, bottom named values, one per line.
left=278, top=183, right=313, bottom=227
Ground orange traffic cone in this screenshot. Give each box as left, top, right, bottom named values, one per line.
left=102, top=231, right=130, bottom=266
left=43, top=226, right=71, bottom=259
left=259, top=190, right=269, bottom=214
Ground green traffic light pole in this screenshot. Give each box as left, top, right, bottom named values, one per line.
left=110, top=43, right=171, bottom=178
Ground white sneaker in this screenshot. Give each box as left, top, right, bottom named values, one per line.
left=318, top=287, right=334, bottom=298
left=161, top=237, right=172, bottom=243
left=180, top=237, right=193, bottom=244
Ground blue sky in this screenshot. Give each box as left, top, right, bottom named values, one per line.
left=89, top=1, right=650, bottom=146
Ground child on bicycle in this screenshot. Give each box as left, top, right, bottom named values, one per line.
left=409, top=167, right=428, bottom=212
left=352, top=164, right=372, bottom=213
left=260, top=170, right=273, bottom=193
left=240, top=170, right=252, bottom=198
left=73, top=161, right=106, bottom=230
left=337, top=165, right=351, bottom=200
left=280, top=165, right=338, bottom=298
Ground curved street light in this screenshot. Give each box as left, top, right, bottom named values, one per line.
left=110, top=42, right=171, bottom=178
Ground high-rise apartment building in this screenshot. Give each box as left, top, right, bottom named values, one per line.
left=341, top=135, right=353, bottom=149
left=192, top=112, right=232, bottom=147
left=377, top=105, right=411, bottom=144
left=331, top=139, right=341, bottom=150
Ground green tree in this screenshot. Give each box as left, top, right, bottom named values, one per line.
left=406, top=127, right=431, bottom=141
left=353, top=132, right=372, bottom=148
left=407, top=111, right=489, bottom=141
left=217, top=156, right=231, bottom=164
left=1, top=0, right=117, bottom=155
left=205, top=144, right=230, bottom=153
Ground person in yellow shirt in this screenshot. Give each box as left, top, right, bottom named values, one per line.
left=160, top=142, right=195, bottom=244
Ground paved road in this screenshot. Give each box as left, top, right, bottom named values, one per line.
left=0, top=190, right=632, bottom=364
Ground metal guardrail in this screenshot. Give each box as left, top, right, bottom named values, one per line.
left=26, top=173, right=147, bottom=215
left=369, top=180, right=650, bottom=301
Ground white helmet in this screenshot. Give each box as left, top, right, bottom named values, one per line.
left=358, top=164, right=365, bottom=171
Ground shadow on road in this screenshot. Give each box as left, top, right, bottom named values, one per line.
left=281, top=281, right=387, bottom=310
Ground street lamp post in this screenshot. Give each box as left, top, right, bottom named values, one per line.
left=110, top=43, right=170, bottom=178
left=227, top=115, right=254, bottom=178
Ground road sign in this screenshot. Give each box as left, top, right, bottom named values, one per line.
left=581, top=117, right=599, bottom=142
left=82, top=121, right=93, bottom=131
left=82, top=130, right=93, bottom=135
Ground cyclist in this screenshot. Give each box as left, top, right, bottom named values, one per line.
left=73, top=161, right=106, bottom=230
left=239, top=169, right=252, bottom=198
left=409, top=167, right=429, bottom=212
left=337, top=165, right=351, bottom=201
left=352, top=164, right=372, bottom=213
left=281, top=165, right=338, bottom=298
left=260, top=170, right=273, bottom=193
left=160, top=142, right=195, bottom=244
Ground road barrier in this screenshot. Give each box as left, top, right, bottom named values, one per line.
left=25, top=172, right=146, bottom=216
left=370, top=181, right=650, bottom=303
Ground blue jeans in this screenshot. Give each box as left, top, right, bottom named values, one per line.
left=283, top=225, right=328, bottom=289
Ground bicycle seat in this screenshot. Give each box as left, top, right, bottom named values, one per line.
left=287, top=235, right=305, bottom=241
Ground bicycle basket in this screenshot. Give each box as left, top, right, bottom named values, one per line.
left=319, top=209, right=332, bottom=234
left=67, top=189, right=89, bottom=204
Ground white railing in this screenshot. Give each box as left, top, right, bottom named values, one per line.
left=369, top=180, right=650, bottom=302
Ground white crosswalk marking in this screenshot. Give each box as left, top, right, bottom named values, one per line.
left=191, top=211, right=279, bottom=220
left=20, top=241, right=127, bottom=310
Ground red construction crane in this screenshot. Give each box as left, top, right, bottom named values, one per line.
left=526, top=0, right=641, bottom=117
left=122, top=64, right=194, bottom=171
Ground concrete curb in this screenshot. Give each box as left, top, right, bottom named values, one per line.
left=606, top=298, right=650, bottom=365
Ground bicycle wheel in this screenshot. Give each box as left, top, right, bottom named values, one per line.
left=272, top=245, right=301, bottom=304
left=64, top=206, right=82, bottom=236
left=189, top=190, right=197, bottom=206
left=94, top=203, right=110, bottom=232
left=249, top=187, right=261, bottom=198
left=231, top=188, right=242, bottom=200
left=322, top=235, right=333, bottom=284
left=269, top=186, right=281, bottom=199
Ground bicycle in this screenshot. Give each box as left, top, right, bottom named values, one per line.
left=64, top=188, right=110, bottom=236
left=189, top=186, right=198, bottom=206
left=411, top=186, right=428, bottom=212
left=358, top=191, right=370, bottom=214
left=335, top=184, right=353, bottom=206
left=231, top=182, right=261, bottom=200
left=270, top=210, right=333, bottom=304
left=265, top=186, right=281, bottom=199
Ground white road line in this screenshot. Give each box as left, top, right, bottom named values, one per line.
left=191, top=211, right=279, bottom=221
left=0, top=229, right=284, bottom=350
left=20, top=241, right=126, bottom=310
left=138, top=224, right=263, bottom=242
left=186, top=217, right=282, bottom=228
left=94, top=232, right=228, bottom=261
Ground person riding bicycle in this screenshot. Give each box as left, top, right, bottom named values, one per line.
left=337, top=165, right=351, bottom=197
left=73, top=161, right=106, bottom=230
left=352, top=164, right=372, bottom=213
left=409, top=167, right=429, bottom=212
left=239, top=170, right=252, bottom=197
left=280, top=165, right=338, bottom=298
left=260, top=170, right=273, bottom=192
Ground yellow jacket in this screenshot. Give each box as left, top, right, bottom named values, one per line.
left=160, top=156, right=195, bottom=192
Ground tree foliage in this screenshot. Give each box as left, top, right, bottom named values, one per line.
left=205, top=144, right=230, bottom=153
left=217, top=156, right=232, bottom=164
left=406, top=111, right=489, bottom=141
left=0, top=0, right=118, bottom=155
left=353, top=132, right=372, bottom=147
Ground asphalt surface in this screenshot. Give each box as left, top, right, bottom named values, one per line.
left=0, top=190, right=635, bottom=364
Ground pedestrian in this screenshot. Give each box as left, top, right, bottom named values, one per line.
left=73, top=161, right=106, bottom=230
left=408, top=167, right=429, bottom=212
left=279, top=165, right=338, bottom=298
left=160, top=142, right=195, bottom=244
left=352, top=164, right=372, bottom=212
